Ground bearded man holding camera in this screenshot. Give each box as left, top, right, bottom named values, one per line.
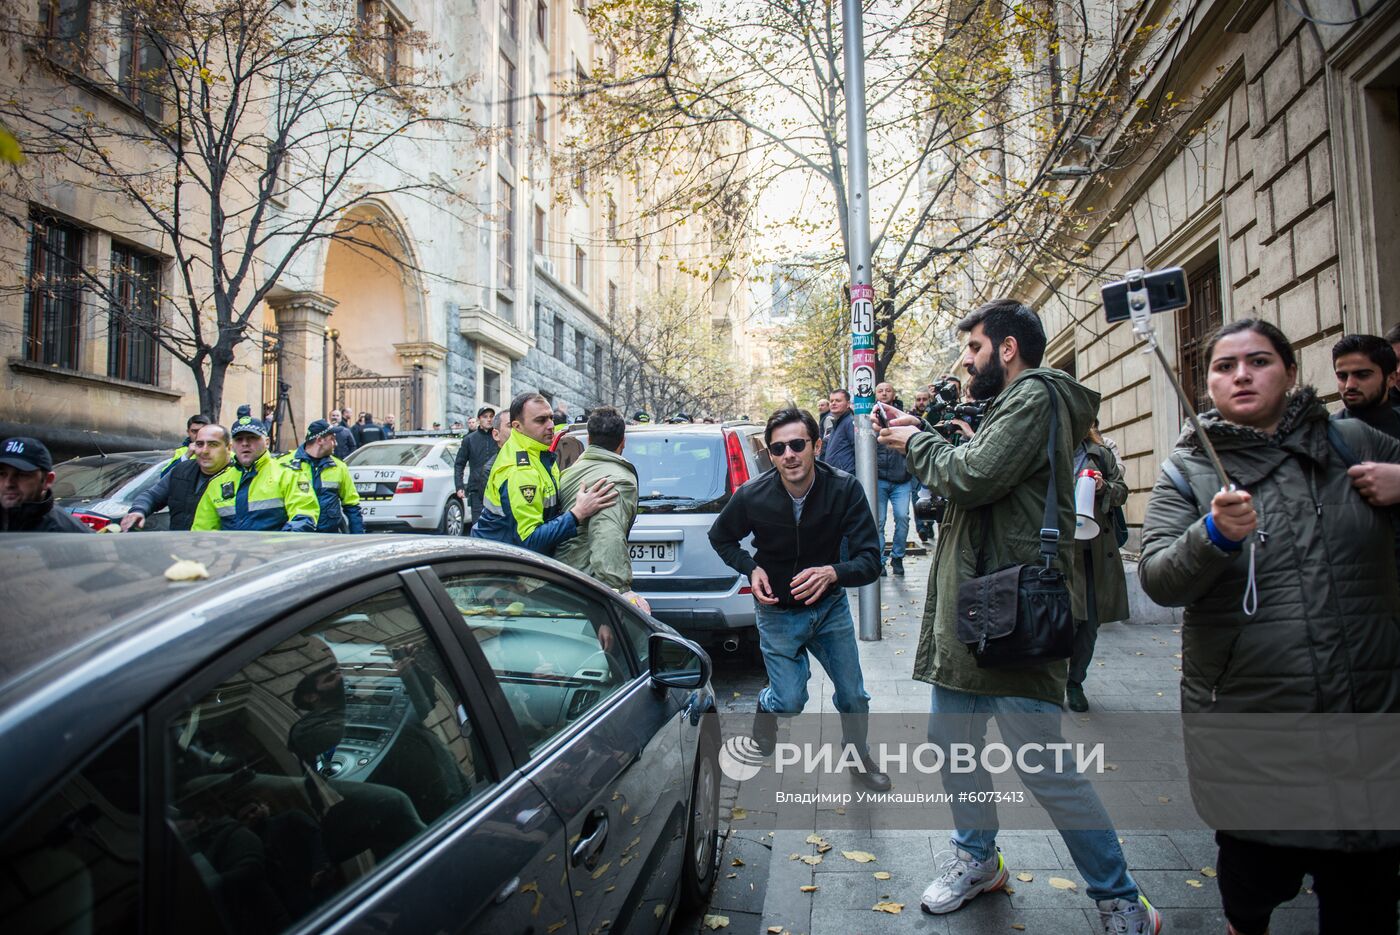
left=875, top=299, right=1161, bottom=933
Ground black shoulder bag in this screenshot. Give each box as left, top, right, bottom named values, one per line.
left=954, top=376, right=1075, bottom=669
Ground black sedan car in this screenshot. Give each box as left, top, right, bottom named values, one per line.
left=0, top=533, right=720, bottom=935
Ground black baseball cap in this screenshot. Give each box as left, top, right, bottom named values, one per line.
left=304, top=419, right=334, bottom=443
left=0, top=437, right=54, bottom=473
left=477, top=406, right=496, bottom=417
left=230, top=416, right=269, bottom=438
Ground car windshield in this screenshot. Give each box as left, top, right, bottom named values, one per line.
left=628, top=434, right=727, bottom=513
left=345, top=443, right=435, bottom=467
left=50, top=456, right=161, bottom=500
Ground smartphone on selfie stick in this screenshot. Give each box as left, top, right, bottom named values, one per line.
left=1101, top=267, right=1230, bottom=490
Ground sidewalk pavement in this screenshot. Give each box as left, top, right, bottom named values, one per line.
left=684, top=549, right=1320, bottom=935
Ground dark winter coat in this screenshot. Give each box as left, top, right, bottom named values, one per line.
left=820, top=410, right=856, bottom=473
left=454, top=428, right=500, bottom=497
left=905, top=367, right=1099, bottom=706
left=128, top=456, right=219, bottom=531
left=0, top=492, right=92, bottom=532
left=1140, top=387, right=1400, bottom=852
left=1070, top=441, right=1129, bottom=624
left=877, top=438, right=911, bottom=484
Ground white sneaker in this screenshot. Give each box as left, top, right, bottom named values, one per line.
left=1097, top=894, right=1163, bottom=934
left=919, top=845, right=1009, bottom=914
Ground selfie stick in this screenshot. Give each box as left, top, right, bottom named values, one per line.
left=1123, top=270, right=1231, bottom=490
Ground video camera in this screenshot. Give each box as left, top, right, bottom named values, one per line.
left=922, top=378, right=986, bottom=443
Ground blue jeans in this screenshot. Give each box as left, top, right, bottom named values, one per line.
left=756, top=591, right=871, bottom=748
left=927, top=684, right=1138, bottom=903
left=876, top=479, right=912, bottom=559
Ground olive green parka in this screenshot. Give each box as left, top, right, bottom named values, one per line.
left=1140, top=387, right=1400, bottom=851
left=906, top=368, right=1099, bottom=706
left=1071, top=441, right=1130, bottom=624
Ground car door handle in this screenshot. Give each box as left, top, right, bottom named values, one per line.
left=571, top=808, right=609, bottom=869
left=494, top=876, right=520, bottom=904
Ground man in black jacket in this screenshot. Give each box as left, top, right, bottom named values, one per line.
left=327, top=410, right=357, bottom=459
left=122, top=424, right=232, bottom=532
left=1331, top=333, right=1400, bottom=440
left=709, top=407, right=889, bottom=790
left=454, top=406, right=500, bottom=527
left=0, top=437, right=90, bottom=532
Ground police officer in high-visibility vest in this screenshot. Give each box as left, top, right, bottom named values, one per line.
left=470, top=391, right=616, bottom=555
left=162, top=413, right=211, bottom=476
left=192, top=416, right=319, bottom=531
left=279, top=419, right=365, bottom=534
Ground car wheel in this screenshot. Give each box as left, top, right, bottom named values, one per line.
left=679, top=732, right=721, bottom=910
left=439, top=498, right=465, bottom=536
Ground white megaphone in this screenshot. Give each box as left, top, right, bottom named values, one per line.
left=1074, top=469, right=1101, bottom=540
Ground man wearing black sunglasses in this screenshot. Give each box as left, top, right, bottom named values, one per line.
left=708, top=407, right=889, bottom=791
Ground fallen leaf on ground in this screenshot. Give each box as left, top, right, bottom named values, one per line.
left=164, top=557, right=209, bottom=581
left=1012, top=924, right=1027, bottom=931
left=799, top=885, right=818, bottom=893
left=1105, top=764, right=1118, bottom=771
left=873, top=871, right=892, bottom=880
left=1016, top=872, right=1034, bottom=882
left=732, top=692, right=742, bottom=699
left=842, top=850, right=878, bottom=863
left=1048, top=877, right=1077, bottom=890
left=871, top=902, right=903, bottom=914
left=1186, top=879, right=1202, bottom=888
left=1135, top=651, right=1145, bottom=656
left=767, top=928, right=784, bottom=934
left=702, top=915, right=730, bottom=930
left=1201, top=867, right=1217, bottom=878
left=798, top=855, right=822, bottom=865
left=731, top=807, right=747, bottom=820
left=805, top=834, right=827, bottom=846
left=726, top=873, right=736, bottom=879
left=731, top=857, right=745, bottom=867
left=834, top=807, right=846, bottom=815
left=788, top=853, right=801, bottom=861
left=1157, top=796, right=1171, bottom=804
left=817, top=842, right=832, bottom=853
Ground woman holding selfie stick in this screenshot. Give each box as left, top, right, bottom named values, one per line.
left=1139, top=318, right=1400, bottom=935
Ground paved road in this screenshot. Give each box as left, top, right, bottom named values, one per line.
left=674, top=549, right=1321, bottom=935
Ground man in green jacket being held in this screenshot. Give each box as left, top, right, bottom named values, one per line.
left=557, top=406, right=651, bottom=613
left=875, top=300, right=1161, bottom=935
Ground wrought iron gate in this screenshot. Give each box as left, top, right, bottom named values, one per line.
left=331, top=343, right=422, bottom=431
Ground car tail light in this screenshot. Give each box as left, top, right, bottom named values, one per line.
left=724, top=430, right=749, bottom=492
left=394, top=475, right=424, bottom=495
left=72, top=511, right=111, bottom=531
left=738, top=584, right=753, bottom=595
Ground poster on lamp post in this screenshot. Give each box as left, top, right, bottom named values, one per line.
left=850, top=283, right=875, bottom=415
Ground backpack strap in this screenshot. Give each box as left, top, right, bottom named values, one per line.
left=1326, top=421, right=1360, bottom=469
left=1160, top=457, right=1198, bottom=512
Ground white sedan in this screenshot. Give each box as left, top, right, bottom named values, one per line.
left=344, top=436, right=468, bottom=535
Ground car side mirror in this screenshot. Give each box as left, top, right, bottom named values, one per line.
left=648, top=632, right=711, bottom=690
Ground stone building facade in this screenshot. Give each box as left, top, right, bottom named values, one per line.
left=989, top=0, right=1399, bottom=538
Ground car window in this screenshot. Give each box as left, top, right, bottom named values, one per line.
left=743, top=429, right=773, bottom=474
left=629, top=434, right=728, bottom=512
left=345, top=443, right=434, bottom=467
left=50, top=457, right=158, bottom=499
left=438, top=572, right=631, bottom=753
left=0, top=728, right=140, bottom=935
left=162, top=589, right=492, bottom=934
left=615, top=607, right=651, bottom=668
